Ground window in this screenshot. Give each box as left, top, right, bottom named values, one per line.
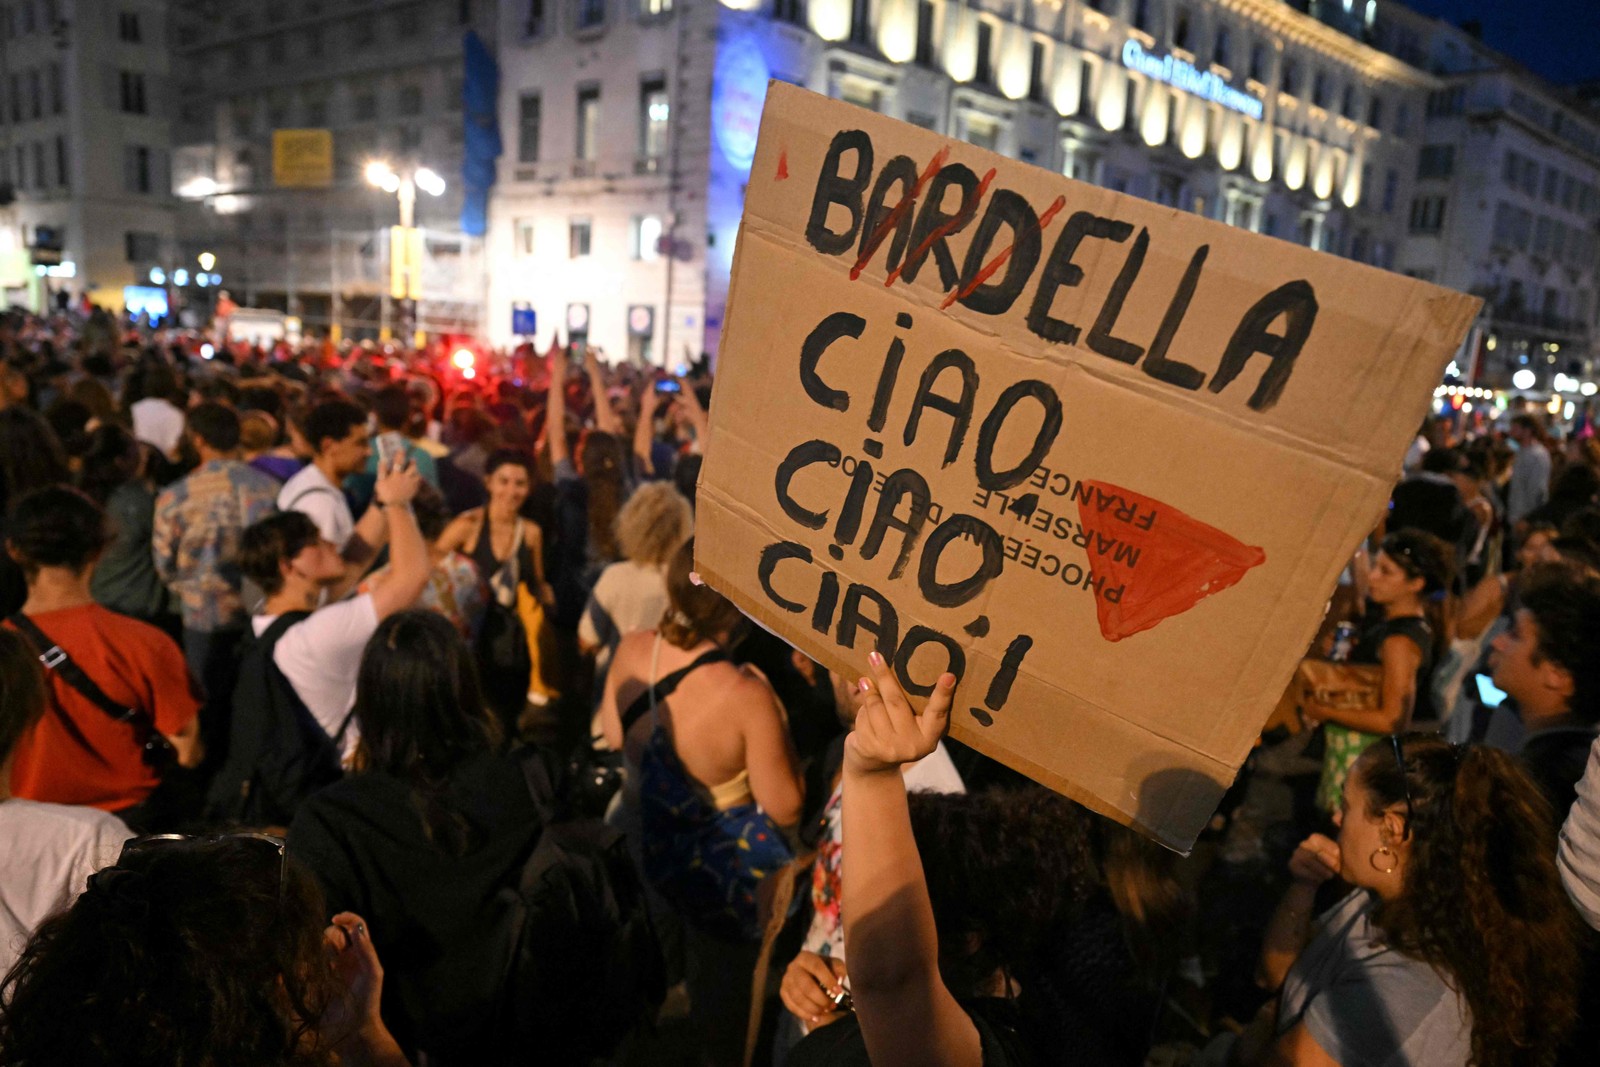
left=1028, top=41, right=1047, bottom=103
left=1425, top=87, right=1463, bottom=117
left=576, top=0, right=605, bottom=30
left=517, top=92, right=541, bottom=162
left=53, top=134, right=65, bottom=187
left=640, top=0, right=672, bottom=15
left=26, top=68, right=40, bottom=119
left=31, top=141, right=43, bottom=188
left=11, top=146, right=22, bottom=190
left=1213, top=26, right=1231, bottom=69
left=839, top=80, right=881, bottom=111
left=305, top=27, right=324, bottom=57
left=1280, top=59, right=1298, bottom=95
left=849, top=0, right=870, bottom=45
left=118, top=10, right=141, bottom=42
left=630, top=214, right=661, bottom=260
left=975, top=21, right=994, bottom=86
left=1311, top=72, right=1328, bottom=108
left=398, top=85, right=423, bottom=116
left=267, top=34, right=286, bottom=62
left=960, top=112, right=999, bottom=151
left=524, top=0, right=546, bottom=35
left=351, top=17, right=375, bottom=47
left=1408, top=195, right=1446, bottom=234
left=1173, top=7, right=1191, bottom=51
left=446, top=77, right=463, bottom=112
left=267, top=99, right=288, bottom=128
left=232, top=104, right=253, bottom=138
left=46, top=62, right=60, bottom=114
left=639, top=78, right=668, bottom=161
left=515, top=219, right=535, bottom=255
left=773, top=0, right=805, bottom=25
left=1382, top=168, right=1397, bottom=213
left=568, top=217, right=592, bottom=257
left=1367, top=94, right=1383, bottom=129
left=1542, top=165, right=1559, bottom=203
left=1132, top=0, right=1152, bottom=34
left=399, top=125, right=422, bottom=150
left=914, top=1, right=936, bottom=66
left=125, top=231, right=161, bottom=263
left=1394, top=103, right=1409, bottom=136
left=575, top=86, right=599, bottom=161
left=1248, top=43, right=1266, bottom=82
left=1340, top=84, right=1355, bottom=120
left=119, top=71, right=146, bottom=114
left=125, top=144, right=153, bottom=194
left=395, top=4, right=421, bottom=37
left=1417, top=144, right=1454, bottom=180
left=7, top=74, right=18, bottom=122
left=305, top=97, right=328, bottom=126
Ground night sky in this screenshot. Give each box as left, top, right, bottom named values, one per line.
left=1402, top=0, right=1596, bottom=86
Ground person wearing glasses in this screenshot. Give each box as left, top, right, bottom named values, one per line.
left=1233, top=733, right=1583, bottom=1067
left=0, top=833, right=408, bottom=1067
left=1305, top=530, right=1455, bottom=814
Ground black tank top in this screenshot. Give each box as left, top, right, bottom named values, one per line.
left=471, top=515, right=536, bottom=590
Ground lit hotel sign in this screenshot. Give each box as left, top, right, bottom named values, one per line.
left=1121, top=39, right=1264, bottom=121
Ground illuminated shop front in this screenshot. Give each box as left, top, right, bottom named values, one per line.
left=487, top=0, right=1435, bottom=361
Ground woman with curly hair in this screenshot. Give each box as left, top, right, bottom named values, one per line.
left=1240, top=733, right=1584, bottom=1067
left=0, top=835, right=404, bottom=1067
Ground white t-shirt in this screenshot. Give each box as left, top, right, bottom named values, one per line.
left=254, top=593, right=379, bottom=761
left=277, top=464, right=354, bottom=550
left=0, top=799, right=131, bottom=975
left=130, top=397, right=186, bottom=456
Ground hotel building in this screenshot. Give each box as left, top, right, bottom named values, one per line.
left=486, top=0, right=1438, bottom=361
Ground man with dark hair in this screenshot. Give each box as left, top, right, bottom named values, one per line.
left=1388, top=447, right=1476, bottom=563
left=363, top=384, right=438, bottom=487
left=1508, top=414, right=1553, bottom=528
left=238, top=457, right=427, bottom=757
left=277, top=398, right=371, bottom=554
left=153, top=402, right=281, bottom=750
left=3, top=487, right=201, bottom=825
left=1491, top=562, right=1600, bottom=815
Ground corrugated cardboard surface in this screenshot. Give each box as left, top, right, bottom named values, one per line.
left=698, top=83, right=1480, bottom=851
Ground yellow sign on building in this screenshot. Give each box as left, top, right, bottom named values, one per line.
left=272, top=129, right=334, bottom=188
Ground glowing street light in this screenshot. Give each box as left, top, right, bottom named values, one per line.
left=366, top=160, right=445, bottom=227
left=197, top=251, right=216, bottom=272
left=414, top=167, right=447, bottom=198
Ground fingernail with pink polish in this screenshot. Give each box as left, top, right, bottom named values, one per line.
left=868, top=650, right=883, bottom=666
left=858, top=677, right=871, bottom=693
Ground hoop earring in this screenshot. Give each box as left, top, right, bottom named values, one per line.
left=1369, top=846, right=1397, bottom=875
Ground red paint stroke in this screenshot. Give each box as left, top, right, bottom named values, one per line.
left=849, top=146, right=950, bottom=281
left=940, top=194, right=1068, bottom=310
left=884, top=167, right=997, bottom=289
left=775, top=149, right=789, bottom=181
left=1076, top=480, right=1265, bottom=642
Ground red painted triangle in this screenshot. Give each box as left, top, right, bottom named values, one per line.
left=1076, top=480, right=1265, bottom=642
left=775, top=149, right=789, bottom=181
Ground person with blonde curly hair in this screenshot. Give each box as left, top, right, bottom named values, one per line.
left=579, top=480, right=694, bottom=674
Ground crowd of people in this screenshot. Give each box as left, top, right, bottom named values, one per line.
left=1, top=306, right=1599, bottom=1067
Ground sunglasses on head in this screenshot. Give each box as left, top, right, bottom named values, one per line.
left=1388, top=734, right=1415, bottom=838
left=120, top=832, right=287, bottom=905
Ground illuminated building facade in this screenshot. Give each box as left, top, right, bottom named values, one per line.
left=487, top=0, right=1436, bottom=361
left=1369, top=5, right=1600, bottom=396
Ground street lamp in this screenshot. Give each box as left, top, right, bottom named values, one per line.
left=365, top=160, right=445, bottom=228
left=366, top=161, right=445, bottom=346
left=197, top=251, right=216, bottom=272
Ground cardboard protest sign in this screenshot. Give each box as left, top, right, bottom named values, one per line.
left=696, top=83, right=1480, bottom=850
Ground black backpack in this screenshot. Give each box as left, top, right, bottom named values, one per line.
left=204, top=612, right=346, bottom=827
left=421, top=747, right=666, bottom=1064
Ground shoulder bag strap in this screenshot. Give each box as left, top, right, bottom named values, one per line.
left=7, top=613, right=171, bottom=758
left=282, top=482, right=343, bottom=513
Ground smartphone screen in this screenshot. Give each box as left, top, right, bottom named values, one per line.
left=1474, top=673, right=1508, bottom=708
left=655, top=379, right=682, bottom=395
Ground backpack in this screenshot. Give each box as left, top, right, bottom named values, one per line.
left=203, top=612, right=346, bottom=827
left=426, top=747, right=666, bottom=1064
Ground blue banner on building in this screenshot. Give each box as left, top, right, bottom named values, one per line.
left=461, top=30, right=501, bottom=238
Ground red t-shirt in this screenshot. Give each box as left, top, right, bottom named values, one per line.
left=6, top=605, right=200, bottom=811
